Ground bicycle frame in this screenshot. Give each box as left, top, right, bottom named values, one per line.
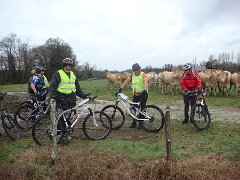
left=27, top=97, right=51, bottom=119
left=116, top=93, right=152, bottom=121
left=56, top=97, right=99, bottom=130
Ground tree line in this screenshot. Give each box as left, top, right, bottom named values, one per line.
left=0, top=33, right=240, bottom=84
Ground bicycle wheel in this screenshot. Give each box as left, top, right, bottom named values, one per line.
left=191, top=104, right=211, bottom=131
left=139, top=105, right=165, bottom=132
left=32, top=115, right=64, bottom=146
left=1, top=114, right=21, bottom=140
left=14, top=104, right=35, bottom=129
left=83, top=111, right=112, bottom=140
left=101, top=105, right=125, bottom=130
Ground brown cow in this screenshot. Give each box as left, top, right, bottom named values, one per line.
left=121, top=72, right=131, bottom=87
left=204, top=69, right=218, bottom=96
left=217, top=70, right=231, bottom=96
left=231, top=72, right=240, bottom=96
left=148, top=72, right=158, bottom=89
left=106, top=72, right=122, bottom=89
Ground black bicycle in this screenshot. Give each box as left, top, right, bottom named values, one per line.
left=188, top=89, right=211, bottom=131
left=0, top=93, right=21, bottom=140
left=14, top=94, right=51, bottom=130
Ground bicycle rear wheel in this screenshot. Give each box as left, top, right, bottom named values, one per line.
left=1, top=114, right=21, bottom=140
left=101, top=105, right=125, bottom=130
left=83, top=111, right=112, bottom=140
left=191, top=104, right=211, bottom=131
left=139, top=105, right=165, bottom=132
left=32, top=115, right=64, bottom=146
left=14, top=103, right=35, bottom=129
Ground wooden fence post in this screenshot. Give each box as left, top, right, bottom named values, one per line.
left=50, top=99, right=57, bottom=164
left=164, top=106, right=172, bottom=161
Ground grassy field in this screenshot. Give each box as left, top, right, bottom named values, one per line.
left=0, top=79, right=240, bottom=179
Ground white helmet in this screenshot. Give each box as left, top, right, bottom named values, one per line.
left=62, top=58, right=73, bottom=65
left=182, top=63, right=192, bottom=71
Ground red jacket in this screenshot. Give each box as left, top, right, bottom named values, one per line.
left=180, top=70, right=202, bottom=93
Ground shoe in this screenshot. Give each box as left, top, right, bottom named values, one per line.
left=63, top=135, right=73, bottom=141
left=129, top=122, right=137, bottom=128
left=182, top=120, right=188, bottom=124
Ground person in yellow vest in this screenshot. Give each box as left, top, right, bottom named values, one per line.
left=117, top=63, right=148, bottom=128
left=49, top=58, right=89, bottom=140
left=49, top=58, right=89, bottom=109
left=40, top=66, right=49, bottom=90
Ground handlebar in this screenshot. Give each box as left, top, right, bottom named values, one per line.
left=185, top=89, right=204, bottom=96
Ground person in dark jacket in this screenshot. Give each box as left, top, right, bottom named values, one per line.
left=49, top=58, right=89, bottom=110
left=180, top=63, right=202, bottom=124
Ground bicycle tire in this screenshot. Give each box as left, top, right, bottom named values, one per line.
left=139, top=105, right=165, bottom=132
left=83, top=111, right=112, bottom=140
left=32, top=115, right=64, bottom=146
left=14, top=104, right=35, bottom=129
left=191, top=104, right=211, bottom=131
left=101, top=105, right=125, bottom=130
left=1, top=114, right=21, bottom=140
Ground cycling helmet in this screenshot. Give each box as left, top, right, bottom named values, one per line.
left=182, top=63, right=192, bottom=71
left=132, top=63, right=141, bottom=70
left=35, top=66, right=42, bottom=74
left=63, top=58, right=73, bottom=66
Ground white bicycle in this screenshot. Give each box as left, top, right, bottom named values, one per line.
left=32, top=96, right=112, bottom=146
left=102, top=92, right=165, bottom=132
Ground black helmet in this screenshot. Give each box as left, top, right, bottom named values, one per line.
left=63, top=58, right=73, bottom=66
left=132, top=63, right=141, bottom=70
left=182, top=63, right=192, bottom=71
left=35, top=66, right=41, bottom=74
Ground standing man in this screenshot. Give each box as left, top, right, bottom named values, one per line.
left=180, top=63, right=202, bottom=124
left=31, top=66, right=49, bottom=100
left=49, top=58, right=89, bottom=110
left=117, top=63, right=148, bottom=128
left=40, top=67, right=49, bottom=90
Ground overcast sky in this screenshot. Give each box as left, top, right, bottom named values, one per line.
left=0, top=0, right=240, bottom=71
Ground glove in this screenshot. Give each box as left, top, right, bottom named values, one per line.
left=140, top=90, right=147, bottom=96
left=81, top=93, right=90, bottom=99
left=115, top=88, right=122, bottom=96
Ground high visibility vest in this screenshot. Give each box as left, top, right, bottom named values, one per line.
left=131, top=72, right=144, bottom=93
left=42, top=75, right=48, bottom=89
left=57, top=70, right=76, bottom=94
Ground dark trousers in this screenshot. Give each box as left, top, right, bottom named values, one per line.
left=132, top=93, right=148, bottom=122
left=183, top=94, right=197, bottom=121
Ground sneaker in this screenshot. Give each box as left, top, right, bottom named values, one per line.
left=63, top=135, right=73, bottom=141
left=182, top=120, right=188, bottom=124
left=129, top=122, right=137, bottom=128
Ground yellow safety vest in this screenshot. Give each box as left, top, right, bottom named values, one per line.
left=42, top=75, right=48, bottom=89
left=131, top=72, right=144, bottom=93
left=57, top=70, right=76, bottom=94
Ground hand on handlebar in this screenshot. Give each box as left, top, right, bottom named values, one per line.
left=115, top=88, right=122, bottom=96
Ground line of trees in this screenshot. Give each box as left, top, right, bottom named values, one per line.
left=0, top=33, right=240, bottom=84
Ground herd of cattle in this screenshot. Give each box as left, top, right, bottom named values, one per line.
left=106, top=69, right=240, bottom=97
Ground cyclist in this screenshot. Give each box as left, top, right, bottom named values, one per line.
left=180, top=63, right=202, bottom=124
left=117, top=63, right=148, bottom=128
left=28, top=69, right=36, bottom=94
left=49, top=58, right=89, bottom=140
left=30, top=66, right=49, bottom=101
left=40, top=66, right=49, bottom=90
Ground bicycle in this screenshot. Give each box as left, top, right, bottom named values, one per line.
left=14, top=94, right=51, bottom=130
left=188, top=89, right=211, bottom=131
left=32, top=96, right=112, bottom=146
left=102, top=92, right=165, bottom=132
left=0, top=93, right=21, bottom=140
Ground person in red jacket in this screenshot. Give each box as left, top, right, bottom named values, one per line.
left=180, top=63, right=202, bottom=124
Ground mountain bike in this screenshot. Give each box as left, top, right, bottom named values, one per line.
left=189, top=89, right=211, bottom=131
left=0, top=93, right=21, bottom=140
left=14, top=94, right=51, bottom=130
left=102, top=92, right=165, bottom=132
left=32, top=96, right=112, bottom=146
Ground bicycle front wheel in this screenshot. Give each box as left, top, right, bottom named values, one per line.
left=139, top=105, right=165, bottom=132
left=191, top=104, right=211, bottom=131
left=2, top=114, right=21, bottom=140
left=32, top=115, right=64, bottom=146
left=101, top=105, right=125, bottom=130
left=83, top=111, right=112, bottom=140
left=14, top=104, right=35, bottom=129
